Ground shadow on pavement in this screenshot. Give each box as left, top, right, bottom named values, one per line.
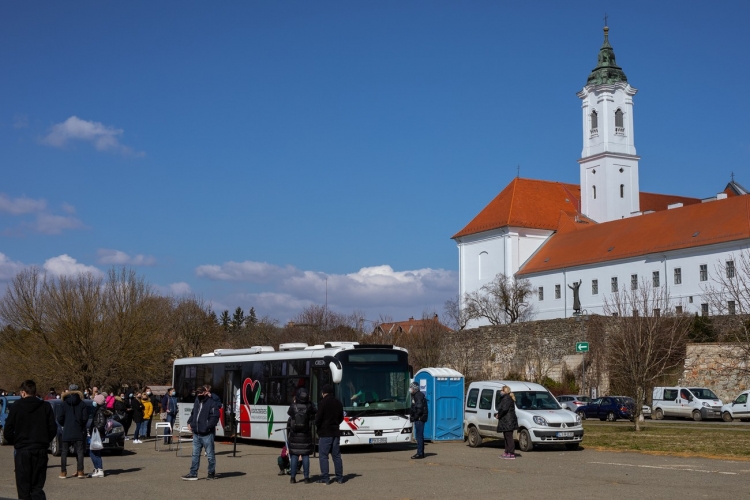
left=216, top=471, right=247, bottom=479
left=104, top=468, right=143, bottom=476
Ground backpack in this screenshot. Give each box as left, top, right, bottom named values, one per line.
left=292, top=404, right=309, bottom=433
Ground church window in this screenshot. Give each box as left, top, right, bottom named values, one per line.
left=675, top=305, right=683, bottom=314
left=630, top=274, right=638, bottom=290
left=620, top=184, right=624, bottom=198
left=611, top=277, right=618, bottom=292
left=590, top=110, right=598, bottom=132
left=591, top=279, right=598, bottom=295
left=699, top=264, right=708, bottom=281
left=555, top=284, right=561, bottom=300
left=727, top=260, right=735, bottom=279
left=593, top=185, right=597, bottom=199
left=653, top=308, right=661, bottom=318
left=674, top=268, right=682, bottom=285
left=652, top=271, right=660, bottom=288
left=701, top=303, right=709, bottom=317
left=632, top=309, right=639, bottom=318
left=689, top=296, right=694, bottom=303
left=478, top=251, right=488, bottom=280
left=728, top=300, right=736, bottom=315
left=538, top=287, right=544, bottom=301
left=615, top=109, right=624, bottom=135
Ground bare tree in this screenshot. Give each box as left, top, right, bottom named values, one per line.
left=701, top=250, right=750, bottom=375
left=463, top=273, right=534, bottom=325
left=443, top=295, right=470, bottom=331
left=604, top=283, right=691, bottom=431
left=167, top=295, right=226, bottom=360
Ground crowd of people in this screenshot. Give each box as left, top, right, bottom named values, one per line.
left=2, top=377, right=460, bottom=499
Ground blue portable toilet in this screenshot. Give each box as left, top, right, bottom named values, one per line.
left=413, top=368, right=464, bottom=441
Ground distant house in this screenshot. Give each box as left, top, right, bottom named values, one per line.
left=372, top=314, right=453, bottom=335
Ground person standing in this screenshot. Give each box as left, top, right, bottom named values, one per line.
left=314, top=384, right=344, bottom=484
left=4, top=380, right=57, bottom=499
left=140, top=393, right=153, bottom=441
left=88, top=394, right=111, bottom=477
left=494, top=385, right=518, bottom=460
left=144, top=387, right=159, bottom=439
left=130, top=392, right=144, bottom=444
left=409, top=382, right=428, bottom=459
left=287, top=388, right=316, bottom=484
left=161, top=388, right=178, bottom=444
left=181, top=385, right=221, bottom=481
left=44, top=388, right=57, bottom=401
left=59, top=384, right=89, bottom=479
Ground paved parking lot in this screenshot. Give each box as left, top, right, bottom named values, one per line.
left=2, top=437, right=748, bottom=499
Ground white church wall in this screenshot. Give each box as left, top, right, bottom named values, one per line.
left=523, top=239, right=750, bottom=321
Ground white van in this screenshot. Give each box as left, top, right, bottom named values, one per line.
left=651, top=386, right=723, bottom=421
left=463, top=380, right=583, bottom=452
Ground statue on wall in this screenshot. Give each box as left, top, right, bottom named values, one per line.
left=568, top=280, right=582, bottom=314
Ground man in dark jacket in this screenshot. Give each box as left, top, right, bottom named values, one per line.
left=314, top=384, right=344, bottom=484
left=409, top=382, right=428, bottom=459
left=182, top=385, right=221, bottom=481
left=287, top=387, right=316, bottom=484
left=4, top=380, right=57, bottom=500
left=58, top=384, right=89, bottom=479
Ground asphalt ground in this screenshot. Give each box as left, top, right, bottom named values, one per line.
left=2, top=435, right=748, bottom=500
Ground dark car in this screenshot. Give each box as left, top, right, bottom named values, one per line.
left=46, top=399, right=125, bottom=456
left=0, top=396, right=21, bottom=445
left=575, top=396, right=635, bottom=421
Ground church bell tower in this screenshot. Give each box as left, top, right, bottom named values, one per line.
left=578, top=25, right=640, bottom=222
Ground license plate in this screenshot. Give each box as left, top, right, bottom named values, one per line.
left=102, top=438, right=109, bottom=444
left=369, top=437, right=387, bottom=444
left=556, top=432, right=574, bottom=438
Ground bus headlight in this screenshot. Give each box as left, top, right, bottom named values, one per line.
left=340, top=430, right=354, bottom=436
left=401, top=427, right=412, bottom=434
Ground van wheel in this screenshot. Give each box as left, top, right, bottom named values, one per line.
left=606, top=412, right=616, bottom=422
left=518, top=429, right=533, bottom=452
left=467, top=426, right=482, bottom=448
left=692, top=410, right=702, bottom=422
left=654, top=408, right=664, bottom=420
left=565, top=443, right=579, bottom=450
left=722, top=412, right=734, bottom=422
left=50, top=437, right=60, bottom=457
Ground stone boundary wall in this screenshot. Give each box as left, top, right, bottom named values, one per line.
left=680, top=343, right=750, bottom=402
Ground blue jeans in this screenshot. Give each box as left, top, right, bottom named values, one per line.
left=139, top=420, right=149, bottom=438
left=164, top=414, right=176, bottom=443
left=290, top=454, right=310, bottom=479
left=90, top=449, right=103, bottom=470
left=190, top=433, right=216, bottom=475
left=318, top=437, right=343, bottom=482
left=414, top=420, right=425, bottom=456
left=133, top=421, right=142, bottom=440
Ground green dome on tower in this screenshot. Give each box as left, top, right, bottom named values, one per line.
left=586, top=26, right=628, bottom=86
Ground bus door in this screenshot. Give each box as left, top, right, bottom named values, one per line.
left=224, top=368, right=242, bottom=435
left=311, top=361, right=332, bottom=406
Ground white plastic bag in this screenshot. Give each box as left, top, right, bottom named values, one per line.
left=90, top=428, right=104, bottom=451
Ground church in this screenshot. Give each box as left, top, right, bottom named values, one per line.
left=453, top=25, right=749, bottom=326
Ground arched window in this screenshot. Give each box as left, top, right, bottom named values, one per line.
left=593, top=185, right=597, bottom=199
left=620, top=184, right=624, bottom=198
left=615, top=109, right=624, bottom=134
left=590, top=110, right=598, bottom=131
left=478, top=251, right=489, bottom=280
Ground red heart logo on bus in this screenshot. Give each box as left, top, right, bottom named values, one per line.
left=243, top=378, right=261, bottom=406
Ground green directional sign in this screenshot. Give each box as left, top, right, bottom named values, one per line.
left=575, top=342, right=590, bottom=353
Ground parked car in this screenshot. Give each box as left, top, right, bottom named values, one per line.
left=0, top=396, right=21, bottom=445
left=46, top=399, right=125, bottom=456
left=575, top=396, right=635, bottom=421
left=641, top=405, right=652, bottom=418
left=557, top=395, right=592, bottom=411
left=652, top=386, right=723, bottom=421
left=721, top=390, right=750, bottom=422
left=464, top=380, right=583, bottom=452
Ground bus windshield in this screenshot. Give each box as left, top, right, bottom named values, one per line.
left=335, top=350, right=410, bottom=416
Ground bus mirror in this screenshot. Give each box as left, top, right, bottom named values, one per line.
left=324, top=356, right=343, bottom=384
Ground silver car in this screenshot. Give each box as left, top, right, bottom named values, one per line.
left=557, top=395, right=592, bottom=411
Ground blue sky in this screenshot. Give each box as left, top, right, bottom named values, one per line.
left=1, top=1, right=749, bottom=325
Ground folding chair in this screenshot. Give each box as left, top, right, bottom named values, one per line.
left=176, top=426, right=193, bottom=457
left=155, top=422, right=173, bottom=451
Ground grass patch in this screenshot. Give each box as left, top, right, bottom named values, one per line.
left=582, top=422, right=750, bottom=460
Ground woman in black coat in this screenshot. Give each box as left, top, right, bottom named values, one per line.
left=494, top=385, right=519, bottom=459
left=286, top=388, right=316, bottom=484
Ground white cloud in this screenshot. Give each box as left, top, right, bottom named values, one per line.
left=61, top=203, right=76, bottom=214
left=196, top=260, right=299, bottom=283
left=42, top=116, right=143, bottom=156
left=97, top=249, right=156, bottom=266
left=169, top=282, right=192, bottom=295
left=43, top=254, right=103, bottom=278
left=0, top=194, right=46, bottom=215
left=34, top=213, right=84, bottom=235
left=13, top=114, right=29, bottom=129
left=0, top=253, right=25, bottom=281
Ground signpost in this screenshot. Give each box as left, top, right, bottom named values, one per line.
left=576, top=342, right=590, bottom=397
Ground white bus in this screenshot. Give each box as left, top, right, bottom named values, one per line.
left=172, top=342, right=414, bottom=446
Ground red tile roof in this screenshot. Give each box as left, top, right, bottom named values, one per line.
left=517, top=195, right=750, bottom=276
left=373, top=316, right=452, bottom=335
left=452, top=177, right=702, bottom=239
